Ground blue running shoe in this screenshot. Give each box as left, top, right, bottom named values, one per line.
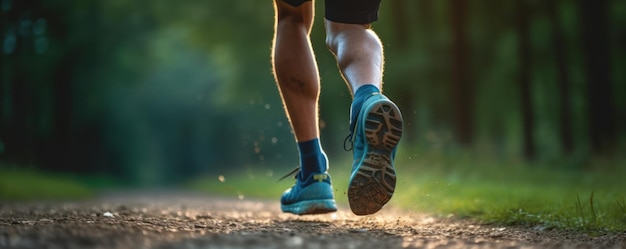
left=280, top=171, right=337, bottom=215
left=346, top=93, right=403, bottom=215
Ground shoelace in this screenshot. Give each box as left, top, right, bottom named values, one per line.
left=280, top=116, right=355, bottom=181
left=344, top=111, right=358, bottom=152
left=344, top=92, right=380, bottom=152
left=343, top=133, right=354, bottom=151
left=276, top=167, right=300, bottom=182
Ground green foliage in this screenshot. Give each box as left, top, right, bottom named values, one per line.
left=0, top=167, right=92, bottom=200
left=1, top=0, right=625, bottom=185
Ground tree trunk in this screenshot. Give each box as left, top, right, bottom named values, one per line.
left=390, top=0, right=409, bottom=49
left=517, top=0, right=535, bottom=159
left=45, top=54, right=75, bottom=172
left=450, top=0, right=475, bottom=146
left=545, top=0, right=574, bottom=154
left=417, top=0, right=434, bottom=31
left=579, top=0, right=615, bottom=154
left=0, top=11, right=5, bottom=158
left=388, top=0, right=417, bottom=143
left=8, top=72, right=33, bottom=164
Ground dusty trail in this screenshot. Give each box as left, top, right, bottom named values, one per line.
left=0, top=191, right=624, bottom=249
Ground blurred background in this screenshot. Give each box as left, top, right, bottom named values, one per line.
left=0, top=0, right=624, bottom=187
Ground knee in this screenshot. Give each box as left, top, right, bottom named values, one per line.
left=324, top=21, right=343, bottom=54
left=324, top=20, right=371, bottom=54
left=275, top=0, right=313, bottom=27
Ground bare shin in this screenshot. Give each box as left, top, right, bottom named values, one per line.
left=272, top=1, right=320, bottom=142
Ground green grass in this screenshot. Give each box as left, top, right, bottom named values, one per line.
left=0, top=167, right=93, bottom=200
left=187, top=151, right=626, bottom=233
left=187, top=168, right=295, bottom=200
left=400, top=151, right=626, bottom=232
left=395, top=165, right=626, bottom=232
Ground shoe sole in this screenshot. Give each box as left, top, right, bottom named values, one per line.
left=281, top=199, right=337, bottom=215
left=348, top=98, right=403, bottom=215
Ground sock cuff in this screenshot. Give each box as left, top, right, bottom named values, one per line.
left=350, top=84, right=380, bottom=131
left=297, top=138, right=322, bottom=155
left=297, top=138, right=328, bottom=175
left=354, top=84, right=380, bottom=98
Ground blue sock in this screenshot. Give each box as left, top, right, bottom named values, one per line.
left=350, top=84, right=380, bottom=130
left=298, top=138, right=328, bottom=179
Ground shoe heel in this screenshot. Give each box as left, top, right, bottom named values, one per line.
left=348, top=98, right=403, bottom=215
left=364, top=100, right=403, bottom=152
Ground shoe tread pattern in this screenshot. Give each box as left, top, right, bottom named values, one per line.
left=348, top=99, right=403, bottom=215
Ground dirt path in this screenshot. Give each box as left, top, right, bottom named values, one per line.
left=0, top=191, right=624, bottom=249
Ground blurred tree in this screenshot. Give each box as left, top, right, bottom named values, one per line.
left=450, top=0, right=475, bottom=146
left=517, top=0, right=535, bottom=159
left=388, top=0, right=417, bottom=143
left=416, top=0, right=434, bottom=29
left=390, top=0, right=409, bottom=50
left=1, top=0, right=41, bottom=165
left=579, top=0, right=616, bottom=154
left=545, top=0, right=573, bottom=154
left=1, top=0, right=624, bottom=183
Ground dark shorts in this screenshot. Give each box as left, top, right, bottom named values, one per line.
left=282, top=0, right=382, bottom=24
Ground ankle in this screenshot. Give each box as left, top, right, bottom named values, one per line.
left=350, top=84, right=380, bottom=128
left=298, top=138, right=328, bottom=179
